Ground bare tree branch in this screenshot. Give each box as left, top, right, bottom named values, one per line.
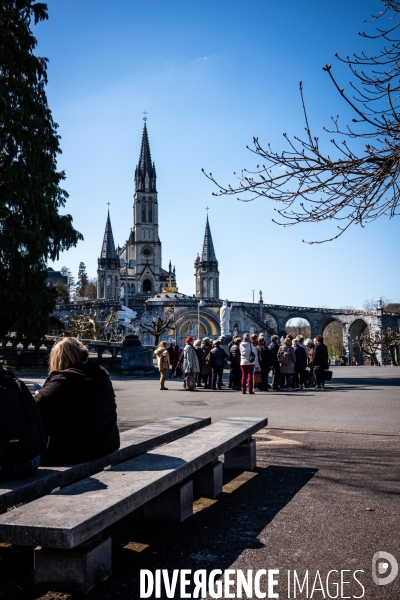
left=203, top=0, right=400, bottom=243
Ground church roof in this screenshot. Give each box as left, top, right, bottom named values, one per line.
left=201, top=215, right=217, bottom=263
left=101, top=211, right=118, bottom=260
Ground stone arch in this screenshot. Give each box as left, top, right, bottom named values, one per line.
left=284, top=315, right=312, bottom=339
left=319, top=317, right=344, bottom=360
left=349, top=318, right=370, bottom=365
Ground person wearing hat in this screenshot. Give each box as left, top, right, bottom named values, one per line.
left=183, top=336, right=200, bottom=389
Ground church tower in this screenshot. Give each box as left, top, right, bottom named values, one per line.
left=97, top=210, right=120, bottom=300
left=195, top=215, right=219, bottom=299
left=118, top=120, right=171, bottom=301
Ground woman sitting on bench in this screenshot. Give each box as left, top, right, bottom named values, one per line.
left=35, top=337, right=120, bottom=466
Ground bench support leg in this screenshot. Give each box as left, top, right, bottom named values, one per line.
left=193, top=461, right=223, bottom=499
left=143, top=480, right=193, bottom=522
left=224, top=439, right=256, bottom=471
left=34, top=536, right=111, bottom=593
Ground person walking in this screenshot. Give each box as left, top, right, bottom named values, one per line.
left=193, top=340, right=204, bottom=387
left=269, top=335, right=281, bottom=391
left=182, top=336, right=200, bottom=390
left=293, top=339, right=307, bottom=389
left=154, top=341, right=170, bottom=390
left=257, top=338, right=273, bottom=391
left=229, top=337, right=242, bottom=391
left=210, top=340, right=227, bottom=390
left=312, top=335, right=329, bottom=389
left=240, top=333, right=260, bottom=394
left=277, top=337, right=296, bottom=390
left=200, top=337, right=213, bottom=388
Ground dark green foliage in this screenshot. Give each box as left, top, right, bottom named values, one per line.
left=53, top=279, right=70, bottom=303
left=76, top=262, right=88, bottom=297
left=0, top=1, right=83, bottom=339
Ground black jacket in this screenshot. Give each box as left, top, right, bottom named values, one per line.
left=36, top=362, right=120, bottom=466
left=257, top=344, right=273, bottom=372
left=294, top=345, right=308, bottom=371
left=229, top=344, right=241, bottom=365
left=269, top=341, right=280, bottom=364
left=312, top=342, right=329, bottom=370
left=210, top=347, right=227, bottom=366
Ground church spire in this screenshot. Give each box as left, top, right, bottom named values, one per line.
left=201, top=215, right=217, bottom=263
left=135, top=121, right=156, bottom=192
left=101, top=210, right=118, bottom=260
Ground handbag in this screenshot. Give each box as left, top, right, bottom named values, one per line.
left=184, top=374, right=197, bottom=390
left=323, top=370, right=333, bottom=381
left=249, top=344, right=255, bottom=363
left=253, top=371, right=262, bottom=384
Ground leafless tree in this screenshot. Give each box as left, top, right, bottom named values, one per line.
left=203, top=1, right=400, bottom=243
left=140, top=315, right=175, bottom=346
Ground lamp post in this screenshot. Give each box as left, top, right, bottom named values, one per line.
left=198, top=299, right=204, bottom=339
left=252, top=290, right=255, bottom=304
left=347, top=333, right=351, bottom=367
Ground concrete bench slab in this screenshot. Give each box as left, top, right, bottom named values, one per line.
left=0, top=416, right=267, bottom=549
left=0, top=416, right=210, bottom=512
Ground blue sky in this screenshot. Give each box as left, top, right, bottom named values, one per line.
left=38, top=0, right=399, bottom=308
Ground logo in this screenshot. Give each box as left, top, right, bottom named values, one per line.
left=372, top=552, right=398, bottom=586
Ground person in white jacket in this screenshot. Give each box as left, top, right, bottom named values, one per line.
left=239, top=333, right=260, bottom=394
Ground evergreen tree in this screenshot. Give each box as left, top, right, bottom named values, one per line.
left=0, top=1, right=82, bottom=339
left=60, top=266, right=75, bottom=300
left=75, top=262, right=88, bottom=297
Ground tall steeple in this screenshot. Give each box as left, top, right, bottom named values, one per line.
left=97, top=210, right=120, bottom=300
left=101, top=210, right=118, bottom=261
left=135, top=122, right=156, bottom=193
left=195, top=214, right=219, bottom=299
left=201, top=215, right=217, bottom=263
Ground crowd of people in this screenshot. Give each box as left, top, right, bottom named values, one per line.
left=154, top=333, right=330, bottom=393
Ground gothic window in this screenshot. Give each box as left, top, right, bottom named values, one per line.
left=202, top=278, right=207, bottom=296
left=143, top=279, right=152, bottom=293
left=106, top=276, right=111, bottom=287
left=142, top=202, right=146, bottom=222
left=148, top=200, right=153, bottom=223
left=209, top=278, right=214, bottom=298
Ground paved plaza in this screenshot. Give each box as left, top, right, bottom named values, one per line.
left=1, top=366, right=398, bottom=599
left=112, top=367, right=399, bottom=435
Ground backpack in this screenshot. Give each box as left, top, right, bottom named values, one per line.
left=205, top=351, right=213, bottom=365
left=0, top=370, right=47, bottom=466
left=279, top=349, right=290, bottom=366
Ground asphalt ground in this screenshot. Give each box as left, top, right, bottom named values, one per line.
left=1, top=367, right=398, bottom=599
left=22, top=366, right=400, bottom=435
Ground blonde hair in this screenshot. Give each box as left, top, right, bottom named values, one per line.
left=49, top=337, right=89, bottom=373
left=158, top=341, right=167, bottom=348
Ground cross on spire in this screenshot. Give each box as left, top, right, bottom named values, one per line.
left=206, top=206, right=209, bottom=213
left=142, top=110, right=148, bottom=122
left=107, top=201, right=111, bottom=209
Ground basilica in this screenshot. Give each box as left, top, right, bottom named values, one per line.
left=96, top=121, right=219, bottom=312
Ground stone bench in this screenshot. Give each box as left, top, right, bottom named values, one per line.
left=0, top=416, right=267, bottom=592
left=0, top=416, right=210, bottom=512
